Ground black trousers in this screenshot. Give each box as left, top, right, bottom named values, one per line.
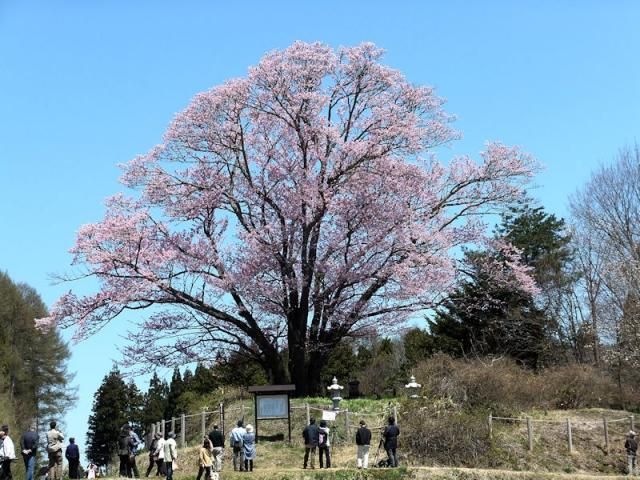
left=129, top=456, right=139, bottom=478
left=68, top=459, right=80, bottom=479
left=385, top=448, right=398, bottom=467
left=243, top=459, right=253, bottom=472
left=319, top=446, right=331, bottom=468
left=119, top=455, right=131, bottom=477
left=196, top=465, right=212, bottom=480
left=0, top=459, right=12, bottom=480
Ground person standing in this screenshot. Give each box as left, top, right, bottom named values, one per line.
left=0, top=425, right=16, bottom=480
left=46, top=421, right=64, bottom=480
left=229, top=421, right=246, bottom=472
left=153, top=433, right=166, bottom=477
left=318, top=420, right=331, bottom=469
left=87, top=464, right=97, bottom=480
left=382, top=416, right=400, bottom=468
left=163, top=433, right=177, bottom=480
left=145, top=433, right=160, bottom=477
left=302, top=418, right=319, bottom=470
left=626, top=430, right=638, bottom=476
left=118, top=426, right=132, bottom=477
left=128, top=426, right=141, bottom=478
left=196, top=438, right=212, bottom=480
left=355, top=420, right=372, bottom=469
left=20, top=423, right=38, bottom=480
left=242, top=425, right=256, bottom=472
left=65, top=438, right=80, bottom=479
left=207, top=425, right=224, bottom=472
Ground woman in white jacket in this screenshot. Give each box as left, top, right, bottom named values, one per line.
left=152, top=433, right=166, bottom=476
left=0, top=424, right=16, bottom=480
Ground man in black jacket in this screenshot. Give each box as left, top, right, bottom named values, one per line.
left=302, top=418, right=319, bottom=469
left=20, top=423, right=38, bottom=480
left=382, top=417, right=400, bottom=468
left=355, top=420, right=372, bottom=469
left=207, top=425, right=224, bottom=472
left=65, top=438, right=80, bottom=479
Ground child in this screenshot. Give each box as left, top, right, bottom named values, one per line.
left=198, top=438, right=213, bottom=480
left=87, top=463, right=97, bottom=480
left=318, top=420, right=331, bottom=468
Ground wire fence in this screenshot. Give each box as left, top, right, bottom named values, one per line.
left=148, top=401, right=399, bottom=448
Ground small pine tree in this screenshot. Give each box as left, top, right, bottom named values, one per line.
left=86, top=367, right=131, bottom=467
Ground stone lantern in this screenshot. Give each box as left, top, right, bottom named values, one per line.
left=327, top=376, right=344, bottom=410
left=404, top=375, right=421, bottom=398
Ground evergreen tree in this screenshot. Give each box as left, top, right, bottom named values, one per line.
left=164, top=367, right=184, bottom=420
left=191, top=364, right=217, bottom=395
left=142, top=373, right=168, bottom=430
left=86, top=367, right=130, bottom=466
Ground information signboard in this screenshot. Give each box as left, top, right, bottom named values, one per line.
left=256, top=394, right=289, bottom=419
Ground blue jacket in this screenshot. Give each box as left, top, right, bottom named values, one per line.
left=66, top=444, right=80, bottom=460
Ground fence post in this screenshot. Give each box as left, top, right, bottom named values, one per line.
left=151, top=423, right=156, bottom=438
left=603, top=417, right=610, bottom=454
left=241, top=402, right=246, bottom=421
left=171, top=417, right=176, bottom=433
left=393, top=405, right=398, bottom=422
left=201, top=410, right=206, bottom=440
left=631, top=415, right=635, bottom=433
left=306, top=403, right=310, bottom=425
left=181, top=414, right=186, bottom=447
left=526, top=417, right=533, bottom=452
left=488, top=414, right=493, bottom=439
left=220, top=403, right=225, bottom=437
left=345, top=409, right=350, bottom=440
left=567, top=418, right=573, bottom=453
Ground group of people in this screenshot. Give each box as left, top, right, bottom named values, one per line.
left=0, top=420, right=97, bottom=480
left=302, top=416, right=400, bottom=470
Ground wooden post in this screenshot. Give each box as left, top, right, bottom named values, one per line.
left=220, top=403, right=225, bottom=437
left=201, top=410, right=206, bottom=440
left=345, top=409, right=350, bottom=439
left=151, top=423, right=156, bottom=440
left=393, top=405, right=398, bottom=422
left=567, top=418, right=573, bottom=453
left=241, top=402, right=246, bottom=422
left=171, top=417, right=176, bottom=433
left=180, top=414, right=186, bottom=447
left=631, top=415, right=635, bottom=433
left=488, top=414, right=493, bottom=439
left=305, top=403, right=310, bottom=425
left=526, top=417, right=533, bottom=452
left=603, top=417, right=610, bottom=454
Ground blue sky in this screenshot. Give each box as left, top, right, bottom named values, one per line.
left=1, top=0, right=638, bottom=461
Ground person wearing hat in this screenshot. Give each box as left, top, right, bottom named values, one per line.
left=145, top=433, right=161, bottom=477
left=0, top=424, right=16, bottom=480
left=207, top=425, right=224, bottom=472
left=65, top=438, right=80, bottom=479
left=626, top=430, right=638, bottom=475
left=302, top=417, right=319, bottom=469
left=229, top=421, right=246, bottom=472
left=355, top=420, right=372, bottom=469
left=163, top=432, right=177, bottom=480
left=242, top=425, right=256, bottom=472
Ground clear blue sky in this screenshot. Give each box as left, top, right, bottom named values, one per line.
left=1, top=0, right=638, bottom=460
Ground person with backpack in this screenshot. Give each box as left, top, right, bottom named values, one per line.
left=128, top=426, right=141, bottom=478
left=65, top=438, right=80, bottom=479
left=46, top=421, right=64, bottom=480
left=207, top=425, right=224, bottom=472
left=626, top=430, right=638, bottom=475
left=382, top=416, right=400, bottom=468
left=118, top=426, right=133, bottom=477
left=229, top=421, right=246, bottom=472
left=355, top=419, right=372, bottom=469
left=318, top=420, right=331, bottom=469
left=302, top=418, right=319, bottom=469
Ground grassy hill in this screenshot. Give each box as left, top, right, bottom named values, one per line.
left=160, top=395, right=636, bottom=478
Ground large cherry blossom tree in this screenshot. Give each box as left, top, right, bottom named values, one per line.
left=41, top=42, right=538, bottom=394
